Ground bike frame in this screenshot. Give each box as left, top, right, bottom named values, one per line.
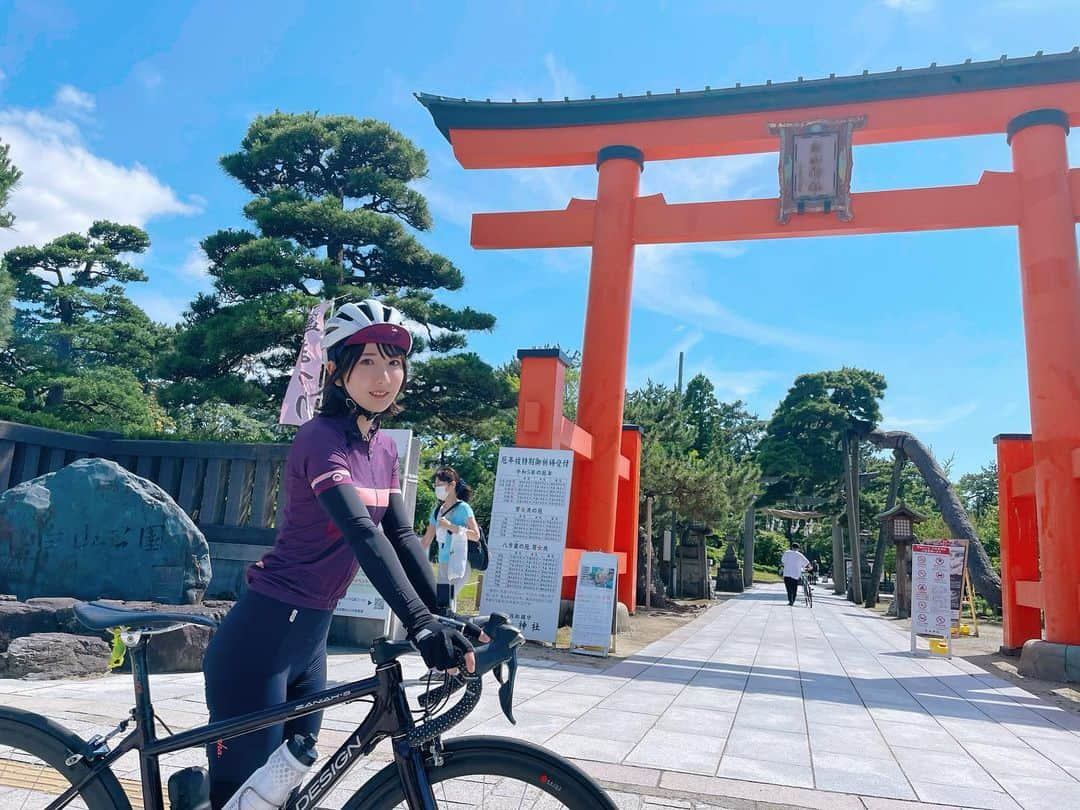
left=49, top=637, right=438, bottom=810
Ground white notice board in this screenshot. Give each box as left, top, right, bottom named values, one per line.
left=911, top=540, right=952, bottom=655
left=569, top=551, right=619, bottom=657
left=479, top=448, right=574, bottom=643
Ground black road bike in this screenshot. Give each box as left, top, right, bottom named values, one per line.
left=0, top=602, right=616, bottom=809
left=801, top=574, right=813, bottom=608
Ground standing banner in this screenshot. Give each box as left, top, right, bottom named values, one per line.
left=948, top=538, right=970, bottom=629
left=479, top=448, right=574, bottom=643
left=911, top=540, right=952, bottom=656
left=570, top=551, right=619, bottom=657
left=279, top=300, right=331, bottom=426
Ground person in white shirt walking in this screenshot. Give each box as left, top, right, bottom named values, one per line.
left=781, top=543, right=811, bottom=606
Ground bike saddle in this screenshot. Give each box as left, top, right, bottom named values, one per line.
left=74, top=601, right=218, bottom=632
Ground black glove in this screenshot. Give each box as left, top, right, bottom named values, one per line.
left=409, top=615, right=473, bottom=672
left=435, top=609, right=487, bottom=642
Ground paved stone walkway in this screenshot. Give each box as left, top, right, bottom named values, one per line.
left=4, top=584, right=1080, bottom=808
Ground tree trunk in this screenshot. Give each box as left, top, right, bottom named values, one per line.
left=866, top=429, right=1002, bottom=610
left=843, top=432, right=864, bottom=603
left=866, top=449, right=904, bottom=607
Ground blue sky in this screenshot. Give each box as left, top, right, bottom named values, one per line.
left=0, top=0, right=1077, bottom=475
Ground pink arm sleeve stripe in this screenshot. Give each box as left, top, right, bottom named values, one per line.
left=311, top=468, right=354, bottom=495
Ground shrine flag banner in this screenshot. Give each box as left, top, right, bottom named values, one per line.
left=279, top=300, right=331, bottom=426
left=479, top=447, right=574, bottom=643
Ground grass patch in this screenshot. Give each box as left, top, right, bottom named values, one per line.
left=753, top=565, right=783, bottom=584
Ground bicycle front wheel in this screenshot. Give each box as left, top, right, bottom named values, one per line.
left=0, top=707, right=131, bottom=810
left=348, top=735, right=617, bottom=810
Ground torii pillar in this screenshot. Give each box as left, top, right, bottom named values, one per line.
left=1009, top=109, right=1080, bottom=646
left=573, top=146, right=643, bottom=563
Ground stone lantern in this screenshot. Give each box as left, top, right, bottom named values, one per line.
left=876, top=502, right=928, bottom=619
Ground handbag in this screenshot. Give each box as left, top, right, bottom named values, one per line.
left=467, top=524, right=490, bottom=572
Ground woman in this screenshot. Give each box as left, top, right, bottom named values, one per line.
left=202, top=299, right=474, bottom=808
left=421, top=467, right=481, bottom=612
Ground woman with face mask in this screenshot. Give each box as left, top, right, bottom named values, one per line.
left=421, top=467, right=480, bottom=613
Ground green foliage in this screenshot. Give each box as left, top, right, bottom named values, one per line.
left=754, top=529, right=789, bottom=569
left=0, top=221, right=167, bottom=426
left=0, top=140, right=19, bottom=348
left=625, top=379, right=761, bottom=541
left=757, top=368, right=886, bottom=506
left=158, top=112, right=498, bottom=429
left=164, top=402, right=297, bottom=443
left=957, top=462, right=998, bottom=518
left=752, top=565, right=783, bottom=583
left=404, top=353, right=516, bottom=434
left=0, top=139, right=20, bottom=230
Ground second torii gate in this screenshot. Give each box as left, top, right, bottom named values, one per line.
left=418, top=50, right=1080, bottom=631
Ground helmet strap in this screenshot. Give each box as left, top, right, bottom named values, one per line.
left=345, top=396, right=384, bottom=424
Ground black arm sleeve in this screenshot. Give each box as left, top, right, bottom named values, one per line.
left=317, top=485, right=432, bottom=632
left=379, top=491, right=438, bottom=613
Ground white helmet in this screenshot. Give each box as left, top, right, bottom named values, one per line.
left=321, top=298, right=413, bottom=359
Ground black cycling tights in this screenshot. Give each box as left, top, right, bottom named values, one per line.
left=202, top=589, right=333, bottom=808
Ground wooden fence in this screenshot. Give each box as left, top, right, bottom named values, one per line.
left=0, top=420, right=419, bottom=599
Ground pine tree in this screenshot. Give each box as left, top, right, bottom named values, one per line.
left=1, top=221, right=169, bottom=430
left=159, top=113, right=498, bottom=419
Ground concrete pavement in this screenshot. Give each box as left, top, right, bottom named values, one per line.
left=3, top=583, right=1080, bottom=809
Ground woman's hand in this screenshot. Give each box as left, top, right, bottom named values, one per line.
left=438, top=517, right=454, bottom=531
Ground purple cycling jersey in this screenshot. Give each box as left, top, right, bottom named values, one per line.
left=246, top=412, right=400, bottom=610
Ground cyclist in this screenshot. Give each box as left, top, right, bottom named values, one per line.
left=780, top=542, right=811, bottom=606
left=202, top=299, right=475, bottom=808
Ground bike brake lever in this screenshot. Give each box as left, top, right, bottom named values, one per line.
left=498, top=651, right=518, bottom=725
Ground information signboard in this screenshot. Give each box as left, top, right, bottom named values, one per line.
left=569, top=551, right=619, bottom=657
left=479, top=448, right=574, bottom=643
left=911, top=540, right=952, bottom=655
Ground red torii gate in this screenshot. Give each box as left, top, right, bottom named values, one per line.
left=419, top=51, right=1080, bottom=631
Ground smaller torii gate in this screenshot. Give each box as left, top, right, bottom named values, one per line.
left=419, top=50, right=1080, bottom=633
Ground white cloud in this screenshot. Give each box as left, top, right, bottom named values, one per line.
left=177, top=243, right=210, bottom=281
left=544, top=53, right=581, bottom=100
left=54, top=84, right=95, bottom=113
left=628, top=330, right=776, bottom=399
left=881, top=402, right=979, bottom=432
left=634, top=244, right=845, bottom=354
left=132, top=63, right=163, bottom=91
left=127, top=289, right=189, bottom=326
left=883, top=0, right=935, bottom=12
left=0, top=107, right=199, bottom=253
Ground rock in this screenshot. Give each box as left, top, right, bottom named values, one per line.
left=0, top=459, right=211, bottom=604
left=0, top=633, right=111, bottom=679
left=105, top=599, right=230, bottom=674
left=0, top=597, right=233, bottom=676
left=1018, top=639, right=1080, bottom=683
left=144, top=625, right=214, bottom=673
left=0, top=601, right=60, bottom=650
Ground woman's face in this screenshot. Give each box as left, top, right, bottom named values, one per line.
left=435, top=476, right=453, bottom=500
left=337, top=345, right=405, bottom=414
